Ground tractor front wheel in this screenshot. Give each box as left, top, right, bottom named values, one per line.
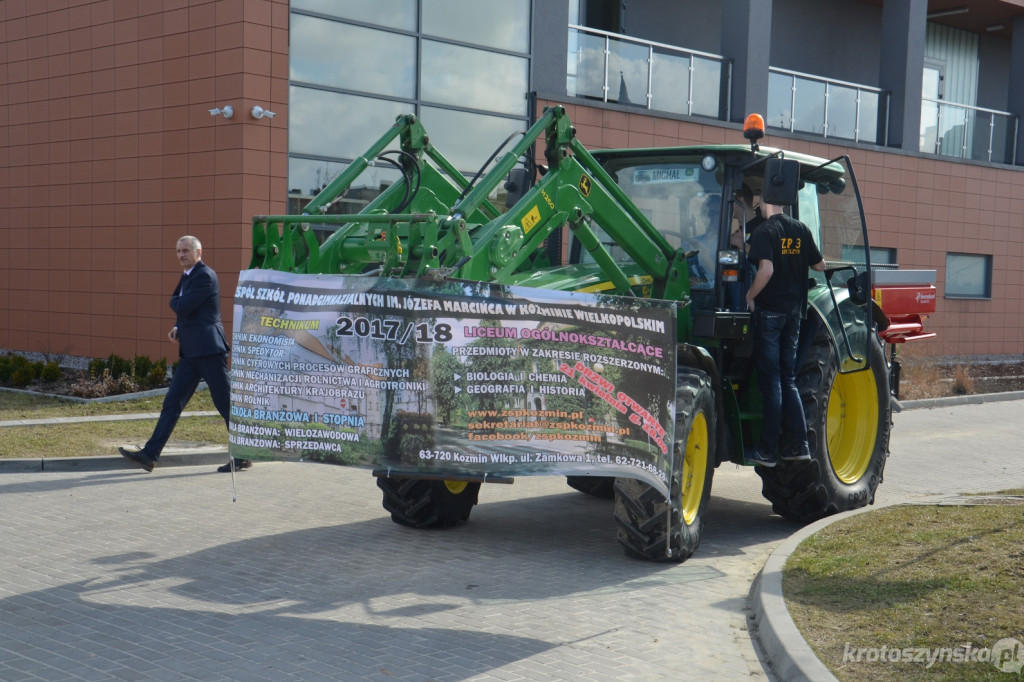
left=377, top=477, right=481, bottom=528
left=613, top=366, right=716, bottom=562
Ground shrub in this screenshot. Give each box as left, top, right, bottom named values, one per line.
left=0, top=351, right=170, bottom=396
left=0, top=354, right=41, bottom=388
left=146, top=358, right=168, bottom=386
left=106, top=353, right=133, bottom=380
left=88, top=357, right=106, bottom=377
left=133, top=355, right=154, bottom=379
left=952, top=363, right=975, bottom=395
left=41, top=361, right=62, bottom=382
left=79, top=354, right=169, bottom=393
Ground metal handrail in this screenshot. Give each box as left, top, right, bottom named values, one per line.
left=567, top=24, right=731, bottom=119
left=921, top=97, right=1018, bottom=164
left=768, top=66, right=888, bottom=145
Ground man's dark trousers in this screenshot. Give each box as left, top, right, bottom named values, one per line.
left=141, top=353, right=231, bottom=460
left=752, top=308, right=808, bottom=454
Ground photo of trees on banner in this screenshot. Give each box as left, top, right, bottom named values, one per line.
left=229, top=269, right=678, bottom=494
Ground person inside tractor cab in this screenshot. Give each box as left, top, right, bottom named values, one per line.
left=727, top=183, right=766, bottom=310
left=683, top=192, right=721, bottom=290
left=731, top=183, right=765, bottom=249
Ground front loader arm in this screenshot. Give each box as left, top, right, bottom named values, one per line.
left=250, top=113, right=500, bottom=275
left=455, top=154, right=684, bottom=298
left=446, top=106, right=690, bottom=299
left=249, top=105, right=690, bottom=298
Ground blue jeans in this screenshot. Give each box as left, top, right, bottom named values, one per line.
left=752, top=309, right=808, bottom=454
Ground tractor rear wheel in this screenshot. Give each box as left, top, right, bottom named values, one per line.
left=377, top=477, right=481, bottom=528
left=758, top=325, right=891, bottom=522
left=613, top=366, right=716, bottom=562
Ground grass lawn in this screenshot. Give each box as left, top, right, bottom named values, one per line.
left=0, top=390, right=226, bottom=458
left=784, top=500, right=1024, bottom=681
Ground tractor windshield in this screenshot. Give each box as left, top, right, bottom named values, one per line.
left=576, top=159, right=725, bottom=291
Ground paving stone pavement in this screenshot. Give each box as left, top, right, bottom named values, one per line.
left=0, top=457, right=787, bottom=681
left=2, top=396, right=1022, bottom=681
left=879, top=396, right=1024, bottom=502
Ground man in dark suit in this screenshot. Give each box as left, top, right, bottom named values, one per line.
left=119, top=235, right=251, bottom=473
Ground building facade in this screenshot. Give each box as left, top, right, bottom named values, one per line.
left=2, top=0, right=1022, bottom=365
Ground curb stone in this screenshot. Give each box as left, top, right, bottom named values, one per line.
left=1, top=447, right=228, bottom=473
left=750, top=495, right=963, bottom=682
left=900, top=389, right=1024, bottom=410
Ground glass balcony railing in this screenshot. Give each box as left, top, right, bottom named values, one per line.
left=567, top=25, right=731, bottom=120
left=920, top=98, right=1019, bottom=165
left=767, top=68, right=888, bottom=145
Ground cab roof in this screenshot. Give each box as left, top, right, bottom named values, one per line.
left=591, top=144, right=847, bottom=183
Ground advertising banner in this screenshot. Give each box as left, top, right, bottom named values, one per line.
left=229, top=270, right=678, bottom=494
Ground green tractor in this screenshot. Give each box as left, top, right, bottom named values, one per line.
left=246, top=106, right=935, bottom=561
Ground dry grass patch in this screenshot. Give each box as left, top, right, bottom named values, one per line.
left=0, top=417, right=228, bottom=459
left=0, top=390, right=224, bottom=458
left=0, top=389, right=216, bottom=419
left=784, top=504, right=1024, bottom=681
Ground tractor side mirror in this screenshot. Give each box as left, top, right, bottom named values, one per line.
left=762, top=158, right=800, bottom=206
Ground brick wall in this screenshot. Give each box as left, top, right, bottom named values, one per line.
left=0, top=0, right=290, bottom=362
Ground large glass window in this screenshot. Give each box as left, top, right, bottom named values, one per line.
left=422, top=0, right=530, bottom=52
left=841, top=245, right=896, bottom=266
left=945, top=253, right=992, bottom=298
left=288, top=87, right=408, bottom=160
left=288, top=159, right=403, bottom=215
left=291, top=0, right=416, bottom=31
left=419, top=107, right=527, bottom=175
left=290, top=14, right=415, bottom=98
left=421, top=41, right=528, bottom=115
left=288, top=1, right=531, bottom=207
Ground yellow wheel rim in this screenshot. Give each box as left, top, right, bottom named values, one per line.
left=681, top=412, right=709, bottom=525
left=827, top=368, right=879, bottom=484
left=444, top=480, right=468, bottom=495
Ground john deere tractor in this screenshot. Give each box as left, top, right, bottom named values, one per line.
left=244, top=106, right=934, bottom=562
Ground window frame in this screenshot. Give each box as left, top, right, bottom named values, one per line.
left=944, top=252, right=993, bottom=300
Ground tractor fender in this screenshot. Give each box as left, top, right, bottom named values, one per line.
left=806, top=279, right=874, bottom=372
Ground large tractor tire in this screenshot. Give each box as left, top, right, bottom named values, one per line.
left=566, top=476, right=616, bottom=498
left=377, top=477, right=481, bottom=529
left=613, top=366, right=716, bottom=562
left=758, top=325, right=891, bottom=522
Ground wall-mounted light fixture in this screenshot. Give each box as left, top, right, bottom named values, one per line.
left=208, top=105, right=234, bottom=119
left=986, top=24, right=1005, bottom=32
left=251, top=105, right=276, bottom=120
